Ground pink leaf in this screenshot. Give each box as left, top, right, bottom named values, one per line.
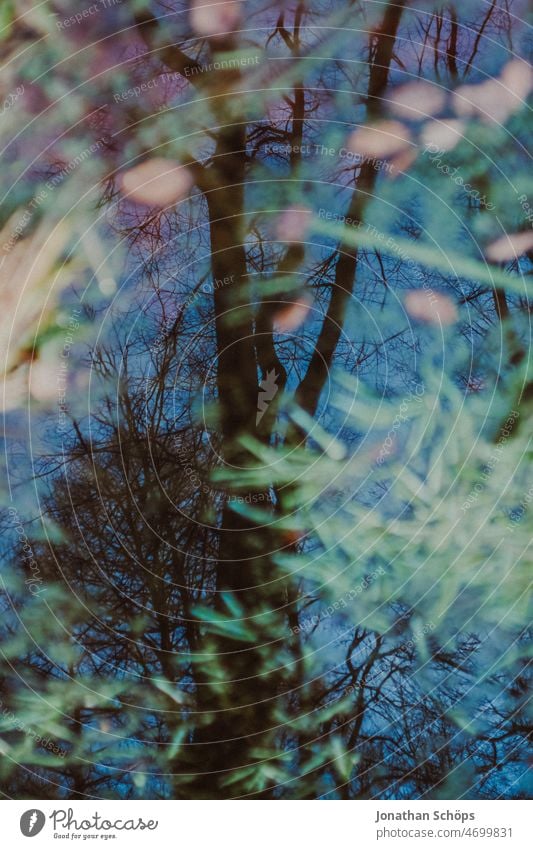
left=275, top=206, right=311, bottom=242
left=486, top=231, right=533, bottom=262
left=347, top=121, right=412, bottom=159
left=120, top=159, right=193, bottom=207
left=190, top=1, right=242, bottom=38
left=404, top=290, right=458, bottom=325
left=390, top=81, right=446, bottom=119
left=273, top=295, right=313, bottom=332
left=420, top=119, right=465, bottom=152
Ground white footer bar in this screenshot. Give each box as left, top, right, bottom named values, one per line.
left=3, top=800, right=530, bottom=848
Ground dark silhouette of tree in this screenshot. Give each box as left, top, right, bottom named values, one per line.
left=1, top=0, right=531, bottom=800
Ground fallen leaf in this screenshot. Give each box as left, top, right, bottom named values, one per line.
left=190, top=1, right=241, bottom=38
left=486, top=231, right=533, bottom=262
left=120, top=159, right=193, bottom=207
left=275, top=206, right=311, bottom=242
left=404, top=290, right=458, bottom=325
left=347, top=121, right=412, bottom=159
left=273, top=295, right=313, bottom=332
left=453, top=61, right=532, bottom=125
left=0, top=217, right=73, bottom=411
left=500, top=58, right=533, bottom=102
left=390, top=81, right=446, bottom=119
left=420, top=119, right=465, bottom=151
